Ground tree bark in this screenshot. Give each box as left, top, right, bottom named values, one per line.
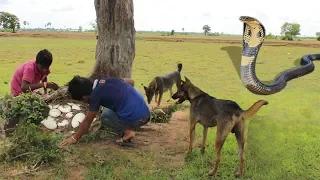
left=90, top=0, right=135, bottom=80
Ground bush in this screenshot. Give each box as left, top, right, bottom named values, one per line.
left=1, top=93, right=49, bottom=136
left=266, top=33, right=277, bottom=39
left=208, top=32, right=220, bottom=36
left=0, top=93, right=64, bottom=168
left=281, top=35, right=293, bottom=41
left=317, top=36, right=320, bottom=41
left=0, top=120, right=64, bottom=166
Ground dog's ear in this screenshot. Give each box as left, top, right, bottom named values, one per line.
left=184, top=76, right=190, bottom=82
left=143, top=86, right=148, bottom=92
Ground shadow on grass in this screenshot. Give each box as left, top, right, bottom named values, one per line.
left=220, top=46, right=308, bottom=86
left=245, top=115, right=276, bottom=177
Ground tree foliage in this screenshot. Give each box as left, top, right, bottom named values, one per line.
left=89, top=19, right=97, bottom=32
left=45, top=22, right=52, bottom=28
left=0, top=12, right=20, bottom=33
left=202, top=25, right=211, bottom=36
left=280, top=22, right=301, bottom=40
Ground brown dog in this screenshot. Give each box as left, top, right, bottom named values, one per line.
left=144, top=63, right=182, bottom=106
left=171, top=76, right=268, bottom=177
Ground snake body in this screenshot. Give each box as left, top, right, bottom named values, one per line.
left=239, top=16, right=320, bottom=95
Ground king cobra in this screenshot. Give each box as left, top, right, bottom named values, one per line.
left=239, top=16, right=320, bottom=95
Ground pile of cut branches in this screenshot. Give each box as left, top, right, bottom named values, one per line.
left=150, top=103, right=185, bottom=123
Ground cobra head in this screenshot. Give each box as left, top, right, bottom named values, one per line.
left=239, top=16, right=261, bottom=25
left=239, top=16, right=266, bottom=42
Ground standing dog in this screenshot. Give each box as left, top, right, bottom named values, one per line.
left=144, top=63, right=182, bottom=106
left=171, top=76, right=268, bottom=177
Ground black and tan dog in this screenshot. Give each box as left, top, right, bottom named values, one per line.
left=172, top=76, right=268, bottom=177
left=144, top=63, right=182, bottom=106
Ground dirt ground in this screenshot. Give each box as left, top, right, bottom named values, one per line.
left=61, top=110, right=191, bottom=180
left=2, top=31, right=320, bottom=48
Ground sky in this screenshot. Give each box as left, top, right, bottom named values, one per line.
left=0, top=0, right=319, bottom=36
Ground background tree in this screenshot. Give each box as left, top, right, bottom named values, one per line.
left=78, top=26, right=83, bottom=32
left=22, top=21, right=29, bottom=29
left=170, top=29, right=175, bottom=36
left=202, top=25, right=211, bottom=36
left=316, top=32, right=320, bottom=41
left=89, top=19, right=97, bottom=32
left=280, top=22, right=301, bottom=40
left=45, top=22, right=52, bottom=28
left=90, top=0, right=135, bottom=80
left=0, top=12, right=20, bottom=33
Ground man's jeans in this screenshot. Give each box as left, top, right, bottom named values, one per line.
left=100, top=108, right=150, bottom=136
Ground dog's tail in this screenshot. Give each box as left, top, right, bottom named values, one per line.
left=242, top=100, right=268, bottom=119
left=177, top=63, right=183, bottom=72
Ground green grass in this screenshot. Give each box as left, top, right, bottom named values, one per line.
left=1, top=33, right=320, bottom=179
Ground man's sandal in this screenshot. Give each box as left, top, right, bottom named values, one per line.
left=114, top=138, right=137, bottom=147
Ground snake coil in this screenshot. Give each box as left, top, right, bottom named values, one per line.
left=239, top=16, right=320, bottom=95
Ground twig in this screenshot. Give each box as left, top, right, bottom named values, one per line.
left=28, top=160, right=43, bottom=172
left=10, top=152, right=37, bottom=160
left=11, top=171, right=35, bottom=177
left=11, top=161, right=43, bottom=177
left=42, top=87, right=68, bottom=103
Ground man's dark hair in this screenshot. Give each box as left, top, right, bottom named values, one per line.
left=68, top=76, right=93, bottom=100
left=36, top=49, right=52, bottom=68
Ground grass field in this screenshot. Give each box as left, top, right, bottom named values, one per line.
left=0, top=32, right=320, bottom=179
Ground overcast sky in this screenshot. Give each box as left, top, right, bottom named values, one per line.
left=0, top=0, right=319, bottom=36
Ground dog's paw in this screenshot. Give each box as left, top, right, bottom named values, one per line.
left=200, top=148, right=205, bottom=154
left=234, top=168, right=244, bottom=178
left=208, top=170, right=216, bottom=176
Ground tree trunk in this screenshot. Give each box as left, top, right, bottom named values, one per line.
left=89, top=0, right=135, bottom=80
left=43, top=0, right=136, bottom=102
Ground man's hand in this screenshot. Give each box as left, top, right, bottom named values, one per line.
left=59, top=136, right=77, bottom=147
left=59, top=111, right=98, bottom=147
left=47, top=82, right=59, bottom=90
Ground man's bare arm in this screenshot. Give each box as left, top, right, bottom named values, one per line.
left=73, top=111, right=98, bottom=141
left=21, top=80, right=44, bottom=92
left=43, top=77, right=48, bottom=94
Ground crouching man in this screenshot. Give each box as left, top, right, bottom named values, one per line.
left=10, top=49, right=59, bottom=96
left=59, top=76, right=150, bottom=147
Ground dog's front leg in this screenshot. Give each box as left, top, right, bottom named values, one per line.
left=157, top=91, right=163, bottom=106
left=201, top=126, right=208, bottom=154
left=155, top=92, right=158, bottom=103
left=188, top=120, right=197, bottom=153
left=167, top=88, right=173, bottom=102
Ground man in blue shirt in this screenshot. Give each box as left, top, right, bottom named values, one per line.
left=59, top=76, right=150, bottom=147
